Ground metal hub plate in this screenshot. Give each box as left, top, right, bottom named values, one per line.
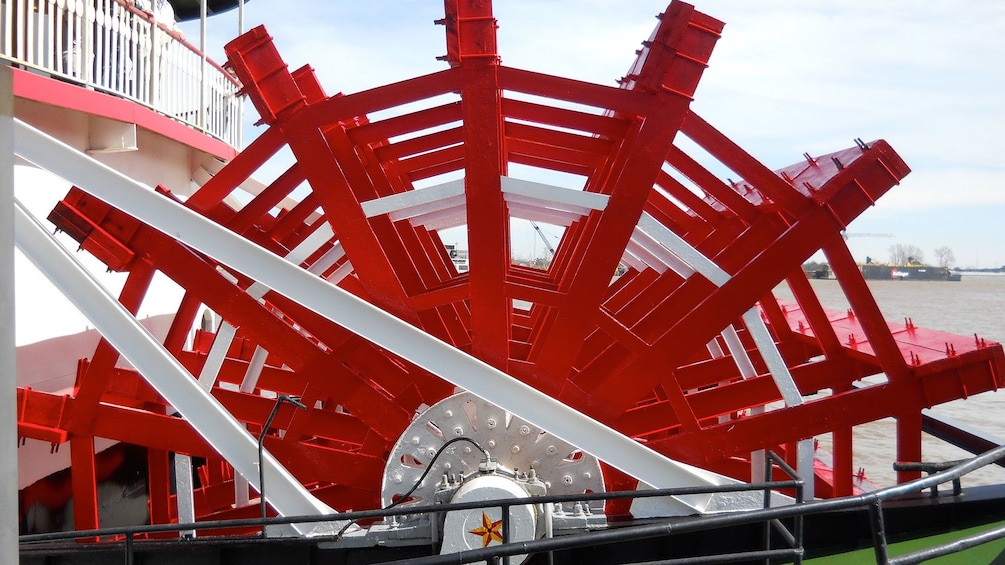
left=381, top=391, right=604, bottom=508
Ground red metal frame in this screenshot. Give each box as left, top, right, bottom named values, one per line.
left=17, top=0, right=1005, bottom=533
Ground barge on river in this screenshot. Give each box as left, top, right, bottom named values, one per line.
left=861, top=264, right=962, bottom=281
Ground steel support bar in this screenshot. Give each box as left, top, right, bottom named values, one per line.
left=638, top=210, right=803, bottom=411
left=922, top=410, right=1005, bottom=463
left=0, top=66, right=15, bottom=563
left=720, top=325, right=767, bottom=484
left=741, top=309, right=802, bottom=407
left=868, top=499, right=889, bottom=564
left=175, top=454, right=196, bottom=538
left=638, top=207, right=808, bottom=492
left=69, top=436, right=100, bottom=532
left=13, top=119, right=759, bottom=516
left=638, top=212, right=728, bottom=285
left=12, top=197, right=335, bottom=533
left=501, top=176, right=609, bottom=212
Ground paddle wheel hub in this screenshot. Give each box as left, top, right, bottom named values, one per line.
left=382, top=392, right=604, bottom=511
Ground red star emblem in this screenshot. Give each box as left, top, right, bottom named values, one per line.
left=468, top=512, right=504, bottom=547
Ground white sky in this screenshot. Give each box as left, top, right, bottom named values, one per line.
left=179, top=1, right=1005, bottom=269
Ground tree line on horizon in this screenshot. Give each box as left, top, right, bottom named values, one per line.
left=804, top=245, right=1004, bottom=273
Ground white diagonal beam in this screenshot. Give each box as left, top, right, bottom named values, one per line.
left=636, top=210, right=811, bottom=495
left=390, top=195, right=466, bottom=223
left=629, top=226, right=695, bottom=278
left=15, top=119, right=760, bottom=515
left=500, top=176, right=609, bottom=212
left=12, top=199, right=335, bottom=532
left=360, top=179, right=464, bottom=218
left=405, top=205, right=467, bottom=230
left=503, top=193, right=595, bottom=219
left=506, top=201, right=582, bottom=226
left=307, top=241, right=345, bottom=276
left=637, top=211, right=729, bottom=286
left=636, top=211, right=803, bottom=405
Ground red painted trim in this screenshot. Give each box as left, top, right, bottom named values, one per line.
left=10, top=67, right=237, bottom=161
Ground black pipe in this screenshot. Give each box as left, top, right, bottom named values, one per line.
left=921, top=410, right=1005, bottom=466
left=258, top=394, right=307, bottom=538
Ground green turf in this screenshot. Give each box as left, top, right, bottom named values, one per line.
left=804, top=521, right=1005, bottom=564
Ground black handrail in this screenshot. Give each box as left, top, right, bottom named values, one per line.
left=19, top=479, right=803, bottom=544
left=889, top=522, right=1005, bottom=565
left=20, top=443, right=1005, bottom=565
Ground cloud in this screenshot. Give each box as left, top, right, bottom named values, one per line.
left=869, top=168, right=1005, bottom=213
left=178, top=1, right=1003, bottom=264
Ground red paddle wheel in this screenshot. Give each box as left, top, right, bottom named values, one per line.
left=16, top=0, right=1004, bottom=535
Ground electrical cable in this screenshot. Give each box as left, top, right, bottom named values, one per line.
left=334, top=436, right=488, bottom=540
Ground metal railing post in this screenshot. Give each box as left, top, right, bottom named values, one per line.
left=501, top=503, right=511, bottom=565
left=198, top=0, right=207, bottom=133
left=148, top=20, right=159, bottom=108
left=793, top=457, right=804, bottom=565
left=869, top=499, right=889, bottom=564
left=762, top=453, right=774, bottom=565
left=83, top=1, right=93, bottom=86
left=124, top=531, right=134, bottom=565
left=258, top=395, right=308, bottom=538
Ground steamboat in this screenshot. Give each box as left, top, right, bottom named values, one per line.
left=7, top=1, right=1005, bottom=563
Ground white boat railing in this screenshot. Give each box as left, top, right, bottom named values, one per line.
left=0, top=0, right=242, bottom=149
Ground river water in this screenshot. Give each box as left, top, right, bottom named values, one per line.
left=772, top=274, right=1005, bottom=488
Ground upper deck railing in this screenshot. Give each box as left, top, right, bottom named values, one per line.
left=0, top=0, right=242, bottom=149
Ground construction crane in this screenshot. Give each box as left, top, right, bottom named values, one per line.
left=530, top=220, right=556, bottom=256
